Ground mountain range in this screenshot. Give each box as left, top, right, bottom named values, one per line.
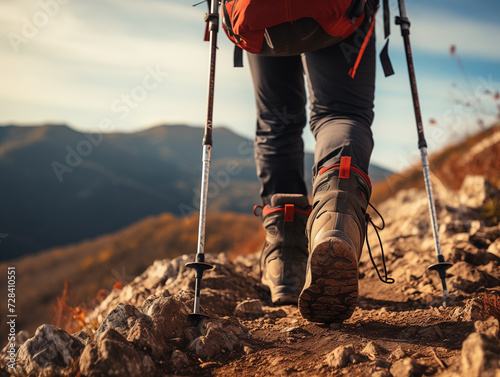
left=0, top=124, right=392, bottom=260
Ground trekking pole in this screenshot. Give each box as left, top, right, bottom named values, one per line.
left=185, top=0, right=219, bottom=324
left=396, top=0, right=452, bottom=305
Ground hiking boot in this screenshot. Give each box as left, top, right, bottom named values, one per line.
left=256, top=194, right=312, bottom=305
left=298, top=156, right=371, bottom=322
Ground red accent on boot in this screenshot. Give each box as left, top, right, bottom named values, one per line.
left=339, top=156, right=351, bottom=179
left=284, top=204, right=294, bottom=222
left=318, top=161, right=372, bottom=188
left=261, top=205, right=312, bottom=217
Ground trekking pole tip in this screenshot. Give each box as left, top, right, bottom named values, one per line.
left=186, top=260, right=214, bottom=324
left=428, top=260, right=452, bottom=307
left=189, top=312, right=209, bottom=326
left=442, top=286, right=450, bottom=307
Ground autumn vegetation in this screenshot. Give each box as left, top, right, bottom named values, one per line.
left=371, top=122, right=500, bottom=206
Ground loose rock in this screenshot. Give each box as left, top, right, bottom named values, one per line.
left=389, top=357, right=427, bottom=377
left=234, top=299, right=264, bottom=317
left=94, top=302, right=166, bottom=358
left=144, top=290, right=194, bottom=340
left=487, top=239, right=500, bottom=258
left=0, top=330, right=30, bottom=368
left=325, top=344, right=356, bottom=368
left=461, top=332, right=500, bottom=377
left=459, top=175, right=498, bottom=209
left=474, top=317, right=500, bottom=338
left=389, top=345, right=408, bottom=361
left=94, top=303, right=150, bottom=340
left=447, top=262, right=498, bottom=293
left=188, top=317, right=249, bottom=360
left=16, top=325, right=83, bottom=377
left=170, top=349, right=190, bottom=370
left=72, top=329, right=92, bottom=346
left=361, top=341, right=389, bottom=359
left=79, top=328, right=155, bottom=377
left=463, top=298, right=488, bottom=321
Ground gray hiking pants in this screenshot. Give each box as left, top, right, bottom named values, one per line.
left=248, top=28, right=376, bottom=205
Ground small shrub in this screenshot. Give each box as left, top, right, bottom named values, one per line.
left=478, top=292, right=500, bottom=322
left=481, top=198, right=500, bottom=224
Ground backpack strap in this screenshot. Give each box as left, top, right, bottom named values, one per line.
left=221, top=0, right=234, bottom=38
left=346, top=0, right=365, bottom=22
left=220, top=0, right=244, bottom=67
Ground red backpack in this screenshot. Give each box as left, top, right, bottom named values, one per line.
left=220, top=0, right=384, bottom=77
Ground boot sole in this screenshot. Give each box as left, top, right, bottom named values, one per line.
left=298, top=236, right=358, bottom=323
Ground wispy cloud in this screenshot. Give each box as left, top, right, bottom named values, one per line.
left=106, top=0, right=203, bottom=23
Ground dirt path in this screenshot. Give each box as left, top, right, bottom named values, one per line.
left=210, top=273, right=470, bottom=377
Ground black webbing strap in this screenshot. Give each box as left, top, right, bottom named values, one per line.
left=380, top=0, right=394, bottom=77
left=234, top=45, right=243, bottom=67
left=380, top=40, right=394, bottom=77
left=383, top=0, right=390, bottom=38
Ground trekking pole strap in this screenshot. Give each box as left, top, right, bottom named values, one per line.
left=204, top=12, right=219, bottom=31
left=383, top=0, right=390, bottom=38
left=378, top=0, right=394, bottom=77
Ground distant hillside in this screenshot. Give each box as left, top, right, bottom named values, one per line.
left=0, top=124, right=391, bottom=260
left=371, top=122, right=500, bottom=204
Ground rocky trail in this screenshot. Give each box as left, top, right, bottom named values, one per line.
left=1, top=175, right=500, bottom=377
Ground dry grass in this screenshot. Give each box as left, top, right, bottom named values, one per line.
left=478, top=291, right=500, bottom=322
left=52, top=280, right=88, bottom=335
left=371, top=122, right=500, bottom=205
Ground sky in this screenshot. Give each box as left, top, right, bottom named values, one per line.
left=1, top=0, right=500, bottom=172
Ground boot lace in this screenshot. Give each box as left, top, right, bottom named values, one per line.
left=365, top=203, right=395, bottom=284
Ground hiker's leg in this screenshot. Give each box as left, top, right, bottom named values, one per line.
left=302, top=29, right=376, bottom=177
left=298, top=28, right=376, bottom=322
left=247, top=53, right=308, bottom=206
left=248, top=53, right=310, bottom=305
